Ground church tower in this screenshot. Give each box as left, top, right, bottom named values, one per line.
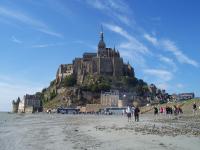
left=98, top=31, right=106, bottom=50
left=97, top=31, right=108, bottom=57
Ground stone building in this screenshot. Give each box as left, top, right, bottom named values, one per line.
left=56, top=64, right=73, bottom=84
left=178, top=93, right=195, bottom=101
left=85, top=104, right=103, bottom=113
left=56, top=31, right=134, bottom=84
left=18, top=94, right=41, bottom=113
left=100, top=90, right=138, bottom=107
left=12, top=98, right=20, bottom=113
left=18, top=101, right=25, bottom=113
left=101, top=90, right=120, bottom=107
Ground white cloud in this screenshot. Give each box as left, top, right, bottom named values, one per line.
left=32, top=44, right=53, bottom=48
left=157, top=83, right=170, bottom=90
left=157, top=55, right=177, bottom=72
left=143, top=69, right=173, bottom=82
left=104, top=23, right=149, bottom=54
left=87, top=0, right=105, bottom=10
left=143, top=68, right=174, bottom=91
left=37, top=28, right=63, bottom=38
left=144, top=33, right=158, bottom=46
left=158, top=55, right=172, bottom=64
left=0, top=6, right=62, bottom=38
left=161, top=39, right=199, bottom=67
left=86, top=0, right=130, bottom=14
left=113, top=13, right=131, bottom=25
left=176, top=83, right=184, bottom=89
left=86, top=0, right=132, bottom=25
left=104, top=23, right=132, bottom=40
left=107, top=0, right=131, bottom=13
left=11, top=36, right=22, bottom=44
left=0, top=6, right=45, bottom=27
left=144, top=33, right=199, bottom=68
left=103, top=23, right=150, bottom=67
left=120, top=49, right=146, bottom=68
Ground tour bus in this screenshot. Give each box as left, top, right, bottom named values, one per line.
left=57, top=107, right=80, bottom=114
left=101, top=107, right=126, bottom=115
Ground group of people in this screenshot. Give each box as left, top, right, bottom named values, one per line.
left=154, top=105, right=183, bottom=116
left=124, top=106, right=140, bottom=122
left=153, top=102, right=200, bottom=116
left=123, top=102, right=199, bottom=122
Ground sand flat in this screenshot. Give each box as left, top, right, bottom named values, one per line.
left=0, top=113, right=200, bottom=150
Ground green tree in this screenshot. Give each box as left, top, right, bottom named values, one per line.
left=63, top=75, right=77, bottom=87
left=50, top=80, right=56, bottom=86
left=91, top=84, right=98, bottom=92
left=42, top=88, right=47, bottom=93
left=50, top=90, right=57, bottom=100
left=137, top=79, right=147, bottom=86
left=123, top=77, right=138, bottom=86
left=98, top=82, right=111, bottom=91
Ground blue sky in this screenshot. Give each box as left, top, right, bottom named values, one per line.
left=0, top=0, right=199, bottom=111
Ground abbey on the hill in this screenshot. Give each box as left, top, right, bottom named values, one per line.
left=56, top=31, right=134, bottom=84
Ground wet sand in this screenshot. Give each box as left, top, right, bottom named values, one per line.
left=0, top=113, right=200, bottom=150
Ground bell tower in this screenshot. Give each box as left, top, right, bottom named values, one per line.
left=97, top=26, right=107, bottom=57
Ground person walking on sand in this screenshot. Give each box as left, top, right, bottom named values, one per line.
left=198, top=105, right=200, bottom=115
left=126, top=106, right=132, bottom=122
left=154, top=106, right=158, bottom=116
left=173, top=105, right=178, bottom=116
left=122, top=109, right=125, bottom=116
left=160, top=106, right=164, bottom=115
left=193, top=102, right=197, bottom=115
left=134, top=106, right=140, bottom=122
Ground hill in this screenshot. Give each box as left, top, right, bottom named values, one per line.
left=39, top=32, right=169, bottom=110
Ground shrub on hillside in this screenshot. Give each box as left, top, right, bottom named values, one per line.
left=122, top=76, right=138, bottom=86
left=98, top=82, right=111, bottom=91
left=50, top=90, right=57, bottom=100
left=50, top=80, right=56, bottom=86
left=63, top=75, right=77, bottom=87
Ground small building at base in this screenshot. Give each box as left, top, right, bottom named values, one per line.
left=18, top=94, right=41, bottom=113
left=101, top=90, right=137, bottom=107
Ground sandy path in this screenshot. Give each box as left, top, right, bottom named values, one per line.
left=0, top=113, right=200, bottom=150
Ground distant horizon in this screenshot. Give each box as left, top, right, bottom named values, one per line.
left=0, top=0, right=200, bottom=111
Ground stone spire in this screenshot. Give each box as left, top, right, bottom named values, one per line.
left=98, top=26, right=106, bottom=50
left=117, top=50, right=120, bottom=57
left=100, top=31, right=104, bottom=41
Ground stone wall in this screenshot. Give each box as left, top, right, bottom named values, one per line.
left=113, top=57, right=123, bottom=76
left=82, top=91, right=100, bottom=102
left=25, top=106, right=33, bottom=113
left=12, top=104, right=18, bottom=113
left=86, top=104, right=103, bottom=113
left=99, top=57, right=113, bottom=75
left=18, top=101, right=25, bottom=113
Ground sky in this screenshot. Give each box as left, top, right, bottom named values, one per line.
left=0, top=0, right=200, bottom=111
